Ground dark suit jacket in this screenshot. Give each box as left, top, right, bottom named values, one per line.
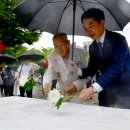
left=81, top=30, right=130, bottom=89
left=80, top=30, right=130, bottom=107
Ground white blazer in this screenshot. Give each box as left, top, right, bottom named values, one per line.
left=43, top=46, right=88, bottom=93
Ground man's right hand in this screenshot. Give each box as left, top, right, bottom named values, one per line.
left=43, top=83, right=52, bottom=94
left=79, top=87, right=94, bottom=101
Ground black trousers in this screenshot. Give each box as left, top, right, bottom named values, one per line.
left=98, top=72, right=130, bottom=109
left=20, top=87, right=33, bottom=98
left=0, top=85, right=4, bottom=96
left=2, top=85, right=14, bottom=96
left=98, top=90, right=108, bottom=107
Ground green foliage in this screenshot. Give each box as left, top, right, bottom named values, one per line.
left=41, top=48, right=53, bottom=60
left=86, top=52, right=90, bottom=61
left=0, top=0, right=42, bottom=47
left=4, top=45, right=28, bottom=57
left=29, top=48, right=43, bottom=54
left=55, top=95, right=74, bottom=109
left=34, top=67, right=44, bottom=75
left=55, top=97, right=64, bottom=109
left=23, top=78, right=35, bottom=91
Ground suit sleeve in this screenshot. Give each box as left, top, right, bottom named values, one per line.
left=97, top=35, right=129, bottom=89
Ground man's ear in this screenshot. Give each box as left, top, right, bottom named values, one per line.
left=101, top=20, right=105, bottom=25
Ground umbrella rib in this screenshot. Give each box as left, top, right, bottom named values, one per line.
left=77, top=0, right=86, bottom=11
left=20, top=0, right=67, bottom=26
left=49, top=1, right=68, bottom=4
left=95, top=0, right=122, bottom=30
left=48, top=0, right=72, bottom=9
left=82, top=0, right=122, bottom=30
left=56, top=0, right=72, bottom=33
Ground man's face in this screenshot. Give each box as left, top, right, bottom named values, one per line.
left=82, top=17, right=104, bottom=40
left=53, top=37, right=70, bottom=58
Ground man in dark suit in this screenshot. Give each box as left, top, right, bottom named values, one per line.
left=69, top=8, right=130, bottom=108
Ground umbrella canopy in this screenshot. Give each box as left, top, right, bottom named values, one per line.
left=0, top=54, right=17, bottom=64
left=17, top=51, right=44, bottom=61
left=13, top=0, right=130, bottom=35
left=13, top=0, right=130, bottom=60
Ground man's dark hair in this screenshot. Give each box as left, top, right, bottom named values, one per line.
left=53, top=32, right=68, bottom=41
left=81, top=8, right=105, bottom=23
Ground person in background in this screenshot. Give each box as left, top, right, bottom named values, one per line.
left=0, top=62, right=6, bottom=96
left=43, top=32, right=89, bottom=103
left=15, top=59, right=34, bottom=98
left=2, top=66, right=15, bottom=96
left=68, top=8, right=130, bottom=108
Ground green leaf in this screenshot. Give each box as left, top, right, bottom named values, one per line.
left=54, top=95, right=76, bottom=110
left=55, top=97, right=64, bottom=109
left=64, top=95, right=74, bottom=101
left=23, top=78, right=35, bottom=91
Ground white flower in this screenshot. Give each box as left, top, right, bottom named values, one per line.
left=47, top=89, right=74, bottom=109
left=48, top=89, right=63, bottom=104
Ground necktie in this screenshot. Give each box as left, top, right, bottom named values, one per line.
left=98, top=42, right=103, bottom=56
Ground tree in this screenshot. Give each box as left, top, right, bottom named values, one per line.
left=41, top=48, right=53, bottom=60
left=4, top=44, right=28, bottom=57
left=0, top=0, right=41, bottom=47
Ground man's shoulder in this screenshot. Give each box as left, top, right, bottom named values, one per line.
left=106, top=30, right=125, bottom=39
left=48, top=51, right=59, bottom=62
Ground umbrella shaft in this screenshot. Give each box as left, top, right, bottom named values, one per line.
left=72, top=0, right=77, bottom=61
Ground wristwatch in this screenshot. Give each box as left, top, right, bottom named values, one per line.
left=92, top=86, right=97, bottom=93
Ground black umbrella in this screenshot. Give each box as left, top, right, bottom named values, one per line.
left=17, top=51, right=44, bottom=61
left=0, top=54, right=17, bottom=64
left=13, top=0, right=130, bottom=59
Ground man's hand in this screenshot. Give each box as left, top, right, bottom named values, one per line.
left=43, top=83, right=52, bottom=94
left=65, top=84, right=77, bottom=94
left=68, top=60, right=78, bottom=74
left=79, top=87, right=94, bottom=101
